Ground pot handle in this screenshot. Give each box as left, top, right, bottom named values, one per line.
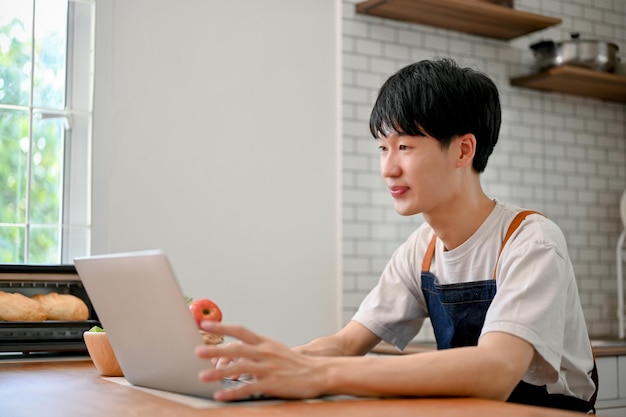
left=530, top=40, right=555, bottom=50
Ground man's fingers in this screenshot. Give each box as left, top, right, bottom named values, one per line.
left=195, top=339, right=263, bottom=364
left=200, top=322, right=265, bottom=345
left=198, top=359, right=261, bottom=384
left=213, top=382, right=265, bottom=402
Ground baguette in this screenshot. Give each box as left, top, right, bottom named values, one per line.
left=199, top=329, right=224, bottom=345
left=0, top=291, right=47, bottom=321
left=31, top=292, right=89, bottom=321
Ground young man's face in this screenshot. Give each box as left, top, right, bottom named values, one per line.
left=378, top=131, right=460, bottom=217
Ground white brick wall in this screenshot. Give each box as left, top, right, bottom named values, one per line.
left=341, top=0, right=626, bottom=339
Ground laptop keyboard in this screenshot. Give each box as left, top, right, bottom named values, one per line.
left=221, top=376, right=270, bottom=400
left=222, top=378, right=249, bottom=389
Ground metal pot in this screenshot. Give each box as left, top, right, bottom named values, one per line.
left=530, top=32, right=619, bottom=73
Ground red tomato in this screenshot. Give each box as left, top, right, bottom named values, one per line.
left=189, top=298, right=222, bottom=327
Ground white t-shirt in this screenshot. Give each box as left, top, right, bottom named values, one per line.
left=352, top=200, right=596, bottom=401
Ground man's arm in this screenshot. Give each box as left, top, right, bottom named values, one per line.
left=293, top=320, right=382, bottom=356
left=195, top=322, right=535, bottom=402
left=320, top=331, right=534, bottom=401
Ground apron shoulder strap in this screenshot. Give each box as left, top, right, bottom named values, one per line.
left=492, top=210, right=543, bottom=280
left=421, top=233, right=437, bottom=272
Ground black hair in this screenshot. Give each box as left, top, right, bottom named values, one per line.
left=369, top=58, right=501, bottom=173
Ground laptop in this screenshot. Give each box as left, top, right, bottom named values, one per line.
left=74, top=249, right=238, bottom=399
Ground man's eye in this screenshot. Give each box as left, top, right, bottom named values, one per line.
left=399, top=145, right=408, bottom=150
left=378, top=145, right=387, bottom=152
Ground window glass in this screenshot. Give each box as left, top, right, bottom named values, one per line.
left=29, top=224, right=59, bottom=263
left=30, top=117, right=63, bottom=225
left=0, top=0, right=32, bottom=106
left=0, top=109, right=29, bottom=225
left=33, top=0, right=68, bottom=109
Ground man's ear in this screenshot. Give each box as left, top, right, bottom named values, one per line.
left=456, top=133, right=476, bottom=168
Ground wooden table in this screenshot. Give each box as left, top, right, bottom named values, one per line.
left=0, top=359, right=599, bottom=417
left=373, top=340, right=626, bottom=357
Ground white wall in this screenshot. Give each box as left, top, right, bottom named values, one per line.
left=92, top=0, right=341, bottom=346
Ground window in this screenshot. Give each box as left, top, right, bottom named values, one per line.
left=0, top=0, right=94, bottom=264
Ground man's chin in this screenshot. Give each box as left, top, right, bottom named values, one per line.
left=393, top=204, right=420, bottom=217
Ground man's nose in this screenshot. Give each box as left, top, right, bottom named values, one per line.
left=380, top=152, right=401, bottom=178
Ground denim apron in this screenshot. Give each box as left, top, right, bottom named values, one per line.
left=420, top=210, right=598, bottom=413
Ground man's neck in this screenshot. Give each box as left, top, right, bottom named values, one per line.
left=424, top=192, right=495, bottom=251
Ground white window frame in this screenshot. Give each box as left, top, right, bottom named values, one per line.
left=60, top=0, right=95, bottom=263
left=1, top=0, right=94, bottom=264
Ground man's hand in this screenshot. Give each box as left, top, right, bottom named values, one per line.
left=195, top=321, right=328, bottom=401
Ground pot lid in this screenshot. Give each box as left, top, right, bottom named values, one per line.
left=530, top=32, right=619, bottom=51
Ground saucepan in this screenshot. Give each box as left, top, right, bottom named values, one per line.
left=530, top=32, right=619, bottom=73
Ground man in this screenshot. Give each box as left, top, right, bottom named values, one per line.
left=195, top=58, right=597, bottom=413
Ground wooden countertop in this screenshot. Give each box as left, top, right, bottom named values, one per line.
left=592, top=344, right=626, bottom=357
left=0, top=359, right=596, bottom=417
left=373, top=340, right=626, bottom=357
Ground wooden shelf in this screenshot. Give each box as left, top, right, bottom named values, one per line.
left=355, top=0, right=562, bottom=40
left=510, top=65, right=626, bottom=103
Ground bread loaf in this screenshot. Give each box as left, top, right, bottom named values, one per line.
left=0, top=291, right=47, bottom=321
left=31, top=292, right=89, bottom=321
left=199, top=329, right=224, bottom=345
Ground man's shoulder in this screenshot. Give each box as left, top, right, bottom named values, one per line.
left=494, top=204, right=568, bottom=255
left=493, top=201, right=552, bottom=229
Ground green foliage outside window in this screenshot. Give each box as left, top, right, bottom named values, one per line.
left=0, top=5, right=67, bottom=264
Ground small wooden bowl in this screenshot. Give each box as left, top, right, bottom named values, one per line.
left=83, top=331, right=123, bottom=377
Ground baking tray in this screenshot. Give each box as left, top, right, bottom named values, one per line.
left=0, top=320, right=101, bottom=353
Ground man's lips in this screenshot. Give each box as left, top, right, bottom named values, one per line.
left=389, top=186, right=409, bottom=197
